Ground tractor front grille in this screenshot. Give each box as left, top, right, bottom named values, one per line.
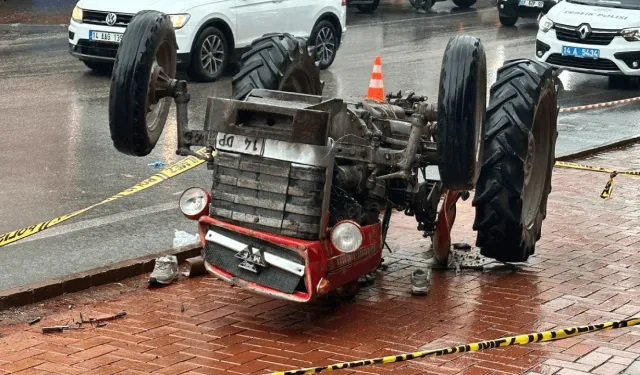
left=203, top=225, right=305, bottom=294
left=210, top=151, right=327, bottom=240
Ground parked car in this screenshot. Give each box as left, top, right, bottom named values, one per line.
left=68, top=0, right=346, bottom=81
left=535, top=0, right=640, bottom=88
left=497, top=0, right=559, bottom=27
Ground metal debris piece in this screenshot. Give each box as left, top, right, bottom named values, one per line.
left=452, top=242, right=471, bottom=250
left=96, top=322, right=108, bottom=328
left=180, top=304, right=185, bottom=312
left=181, top=256, right=206, bottom=278
left=42, top=323, right=82, bottom=333
left=28, top=317, right=41, bottom=325
left=81, top=312, right=126, bottom=324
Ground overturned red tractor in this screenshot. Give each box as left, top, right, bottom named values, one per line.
left=108, top=11, right=558, bottom=302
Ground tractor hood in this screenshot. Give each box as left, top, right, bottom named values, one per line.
left=76, top=0, right=229, bottom=14
left=547, top=0, right=640, bottom=28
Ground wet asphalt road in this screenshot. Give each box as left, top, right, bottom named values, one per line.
left=1, top=0, right=639, bottom=290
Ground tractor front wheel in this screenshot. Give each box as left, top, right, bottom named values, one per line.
left=108, top=10, right=177, bottom=156
left=473, top=59, right=558, bottom=263
left=436, top=35, right=487, bottom=191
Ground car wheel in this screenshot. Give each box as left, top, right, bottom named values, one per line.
left=109, top=10, right=177, bottom=157
left=310, top=20, right=338, bottom=70
left=473, top=59, right=558, bottom=262
left=188, top=26, right=229, bottom=82
left=436, top=35, right=487, bottom=191
left=357, top=0, right=380, bottom=13
left=83, top=61, right=113, bottom=74
left=452, top=0, right=477, bottom=8
left=499, top=14, right=518, bottom=26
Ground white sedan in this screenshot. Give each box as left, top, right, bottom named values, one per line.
left=68, top=0, right=347, bottom=81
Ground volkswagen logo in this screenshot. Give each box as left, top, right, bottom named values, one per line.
left=577, top=24, right=591, bottom=40
left=105, top=13, right=117, bottom=26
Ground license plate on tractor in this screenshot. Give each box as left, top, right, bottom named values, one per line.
left=518, top=0, right=544, bottom=7
left=216, top=133, right=265, bottom=156
left=89, top=31, right=123, bottom=43
left=562, top=46, right=600, bottom=59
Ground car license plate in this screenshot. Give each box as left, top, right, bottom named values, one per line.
left=518, top=0, right=544, bottom=7
left=89, top=31, right=123, bottom=43
left=562, top=46, right=600, bottom=59
left=216, top=133, right=265, bottom=156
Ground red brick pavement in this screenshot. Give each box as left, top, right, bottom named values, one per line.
left=1, top=145, right=640, bottom=375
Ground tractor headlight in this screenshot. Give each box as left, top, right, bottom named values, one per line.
left=622, top=27, right=640, bottom=42
left=179, top=187, right=210, bottom=220
left=169, top=14, right=191, bottom=29
left=331, top=221, right=363, bottom=253
left=71, top=5, right=83, bottom=22
left=538, top=15, right=554, bottom=32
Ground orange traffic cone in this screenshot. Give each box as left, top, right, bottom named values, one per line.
left=366, top=56, right=385, bottom=102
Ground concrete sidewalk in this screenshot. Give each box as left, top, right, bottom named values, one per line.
left=1, top=145, right=640, bottom=374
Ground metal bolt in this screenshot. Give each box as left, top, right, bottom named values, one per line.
left=384, top=154, right=391, bottom=160
left=633, top=61, right=639, bottom=68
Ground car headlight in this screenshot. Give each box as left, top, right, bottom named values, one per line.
left=179, top=187, right=210, bottom=220
left=330, top=221, right=363, bottom=253
left=622, top=27, right=640, bottom=42
left=538, top=15, right=554, bottom=32
left=169, top=14, right=190, bottom=29
left=71, top=5, right=83, bottom=22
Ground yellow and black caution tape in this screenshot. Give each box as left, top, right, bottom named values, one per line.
left=0, top=148, right=210, bottom=248
left=555, top=161, right=640, bottom=200
left=269, top=317, right=640, bottom=375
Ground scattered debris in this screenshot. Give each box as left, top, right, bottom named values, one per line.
left=147, top=161, right=166, bottom=168
left=182, top=256, right=206, bottom=277
left=411, top=268, right=432, bottom=296
left=28, top=317, right=41, bottom=325
left=180, top=304, right=185, bottom=313
left=173, top=230, right=199, bottom=248
left=453, top=242, right=471, bottom=250
left=96, top=322, right=108, bottom=328
left=42, top=323, right=82, bottom=333
left=149, top=255, right=179, bottom=285
left=80, top=312, right=126, bottom=324
left=67, top=305, right=73, bottom=310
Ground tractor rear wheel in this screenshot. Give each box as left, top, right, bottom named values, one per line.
left=436, top=35, right=487, bottom=191
left=473, top=59, right=558, bottom=263
left=108, top=10, right=177, bottom=156
left=231, top=34, right=323, bottom=100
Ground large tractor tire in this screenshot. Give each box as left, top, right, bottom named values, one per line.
left=473, top=59, right=558, bottom=263
left=436, top=35, right=487, bottom=191
left=231, top=34, right=323, bottom=100
left=109, top=10, right=177, bottom=156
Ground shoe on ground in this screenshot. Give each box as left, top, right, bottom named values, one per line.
left=411, top=268, right=432, bottom=295
left=149, top=255, right=178, bottom=285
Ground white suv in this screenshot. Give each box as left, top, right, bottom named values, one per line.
left=535, top=0, right=640, bottom=87
left=68, top=0, right=346, bottom=81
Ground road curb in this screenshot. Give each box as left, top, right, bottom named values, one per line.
left=556, top=134, right=640, bottom=161
left=0, top=244, right=202, bottom=311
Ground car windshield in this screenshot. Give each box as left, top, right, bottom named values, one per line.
left=566, top=0, right=640, bottom=10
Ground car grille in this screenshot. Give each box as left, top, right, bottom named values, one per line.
left=203, top=225, right=306, bottom=294
left=73, top=40, right=119, bottom=59
left=210, top=151, right=327, bottom=241
left=546, top=54, right=620, bottom=71
left=555, top=24, right=619, bottom=46
left=82, top=10, right=132, bottom=27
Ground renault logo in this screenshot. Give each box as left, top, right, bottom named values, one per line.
left=577, top=24, right=591, bottom=40
left=105, top=13, right=117, bottom=26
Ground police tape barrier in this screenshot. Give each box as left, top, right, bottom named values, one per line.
left=555, top=161, right=640, bottom=199
left=559, top=96, right=640, bottom=113
left=269, top=317, right=640, bottom=375
left=0, top=148, right=210, bottom=248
